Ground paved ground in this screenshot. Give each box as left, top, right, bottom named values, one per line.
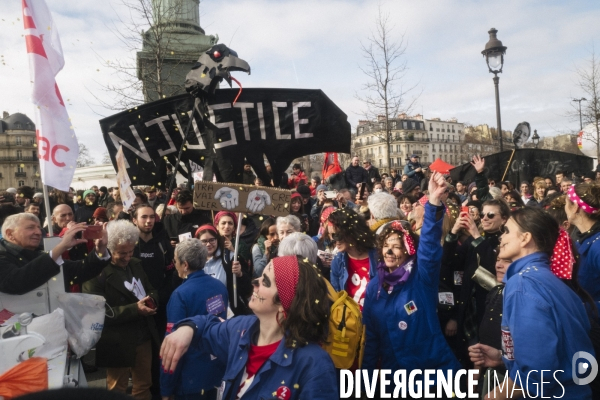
left=82, top=349, right=107, bottom=389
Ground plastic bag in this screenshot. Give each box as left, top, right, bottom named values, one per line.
left=0, top=357, right=48, bottom=399
left=57, top=293, right=105, bottom=358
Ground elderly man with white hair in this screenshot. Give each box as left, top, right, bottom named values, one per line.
left=0, top=213, right=110, bottom=295
left=367, top=192, right=402, bottom=234
left=277, top=232, right=331, bottom=281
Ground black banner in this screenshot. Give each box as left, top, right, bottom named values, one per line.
left=99, top=88, right=351, bottom=187
left=450, top=149, right=593, bottom=184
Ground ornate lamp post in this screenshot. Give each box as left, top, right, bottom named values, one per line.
left=482, top=28, right=507, bottom=152
left=532, top=129, right=540, bottom=149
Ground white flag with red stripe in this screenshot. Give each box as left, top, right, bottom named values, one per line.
left=22, top=0, right=78, bottom=191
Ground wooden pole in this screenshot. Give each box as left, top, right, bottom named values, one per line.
left=232, top=212, right=243, bottom=308
left=501, top=149, right=516, bottom=182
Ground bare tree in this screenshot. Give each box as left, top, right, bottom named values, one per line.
left=77, top=143, right=96, bottom=167
left=355, top=5, right=419, bottom=172
left=573, top=49, right=600, bottom=159
left=101, top=151, right=112, bottom=164
left=93, top=0, right=217, bottom=110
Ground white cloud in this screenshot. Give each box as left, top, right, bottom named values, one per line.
left=1, top=0, right=600, bottom=164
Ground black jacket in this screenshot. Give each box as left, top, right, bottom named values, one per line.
left=75, top=204, right=98, bottom=224
left=345, top=165, right=369, bottom=189
left=163, top=209, right=212, bottom=239
left=0, top=238, right=110, bottom=295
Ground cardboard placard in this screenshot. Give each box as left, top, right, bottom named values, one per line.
left=193, top=181, right=292, bottom=217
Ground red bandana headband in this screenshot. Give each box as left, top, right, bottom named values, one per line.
left=550, top=229, right=574, bottom=280
left=214, top=211, right=238, bottom=227
left=567, top=185, right=600, bottom=214
left=389, top=221, right=416, bottom=256
left=272, top=256, right=300, bottom=316
left=195, top=224, right=218, bottom=238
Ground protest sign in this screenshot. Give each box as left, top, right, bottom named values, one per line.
left=194, top=181, right=292, bottom=217
left=100, top=88, right=351, bottom=187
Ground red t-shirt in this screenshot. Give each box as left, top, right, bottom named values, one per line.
left=236, top=339, right=281, bottom=399
left=346, top=257, right=370, bottom=310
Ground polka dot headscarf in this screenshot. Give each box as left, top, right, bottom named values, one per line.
left=550, top=229, right=574, bottom=280
left=272, top=255, right=300, bottom=316
left=567, top=185, right=600, bottom=214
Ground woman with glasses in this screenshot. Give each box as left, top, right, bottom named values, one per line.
left=472, top=207, right=595, bottom=399
left=565, top=182, right=600, bottom=307
left=195, top=224, right=252, bottom=316
left=362, top=172, right=462, bottom=396
left=448, top=199, right=510, bottom=364
left=328, top=207, right=377, bottom=309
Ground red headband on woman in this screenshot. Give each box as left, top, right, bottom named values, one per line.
left=550, top=229, right=574, bottom=280
left=214, top=211, right=238, bottom=227
left=272, top=255, right=299, bottom=316
left=389, top=220, right=416, bottom=256
left=195, top=224, right=218, bottom=238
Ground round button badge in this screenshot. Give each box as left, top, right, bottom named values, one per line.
left=398, top=321, right=407, bottom=330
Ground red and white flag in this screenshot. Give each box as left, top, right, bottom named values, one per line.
left=22, top=0, right=78, bottom=191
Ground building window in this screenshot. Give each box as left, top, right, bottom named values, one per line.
left=18, top=180, right=25, bottom=187
left=397, top=157, right=401, bottom=166
left=359, top=127, right=364, bottom=134
left=379, top=146, right=382, bottom=155
left=429, top=123, right=433, bottom=131
left=34, top=181, right=39, bottom=189
left=16, top=136, right=22, bottom=145
left=16, top=150, right=22, bottom=160
left=379, top=159, right=383, bottom=167
left=403, top=121, right=408, bottom=129
left=32, top=150, right=37, bottom=159
left=436, top=128, right=440, bottom=132
left=391, top=121, right=396, bottom=129
left=17, top=165, right=24, bottom=173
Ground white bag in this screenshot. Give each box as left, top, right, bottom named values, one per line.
left=57, top=293, right=106, bottom=358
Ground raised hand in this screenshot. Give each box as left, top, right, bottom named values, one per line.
left=428, top=171, right=447, bottom=206
left=214, top=188, right=239, bottom=210
left=471, top=155, right=485, bottom=174
left=246, top=190, right=271, bottom=213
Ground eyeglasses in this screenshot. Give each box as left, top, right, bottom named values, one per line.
left=482, top=212, right=497, bottom=219
left=200, top=238, right=217, bottom=245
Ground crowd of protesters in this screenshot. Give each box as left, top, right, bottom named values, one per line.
left=1, top=153, right=600, bottom=399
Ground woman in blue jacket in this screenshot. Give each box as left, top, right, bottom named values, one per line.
left=472, top=207, right=595, bottom=399
left=328, top=208, right=377, bottom=308
left=159, top=255, right=337, bottom=400
left=565, top=182, right=600, bottom=308
left=362, top=171, right=462, bottom=396
left=160, top=238, right=228, bottom=400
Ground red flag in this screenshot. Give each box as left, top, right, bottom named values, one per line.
left=322, top=152, right=342, bottom=181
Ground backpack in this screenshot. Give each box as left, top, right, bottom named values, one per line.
left=322, top=279, right=366, bottom=369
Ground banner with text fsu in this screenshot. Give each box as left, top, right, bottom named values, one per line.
left=22, top=0, right=79, bottom=191
left=99, top=89, right=351, bottom=187
left=450, top=149, right=593, bottom=184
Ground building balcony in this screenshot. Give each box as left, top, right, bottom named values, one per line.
left=15, top=172, right=26, bottom=177
left=0, top=141, right=36, bottom=147
left=0, top=156, right=37, bottom=162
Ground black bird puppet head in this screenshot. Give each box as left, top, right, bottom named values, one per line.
left=185, top=43, right=251, bottom=97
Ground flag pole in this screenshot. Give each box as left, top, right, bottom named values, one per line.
left=42, top=184, right=53, bottom=236
left=232, top=212, right=243, bottom=308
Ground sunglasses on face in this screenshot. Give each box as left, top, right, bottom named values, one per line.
left=482, top=212, right=497, bottom=219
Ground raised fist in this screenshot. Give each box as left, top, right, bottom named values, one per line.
left=246, top=190, right=271, bottom=213
left=214, top=188, right=239, bottom=210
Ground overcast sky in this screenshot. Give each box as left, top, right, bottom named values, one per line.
left=1, top=0, right=599, bottom=162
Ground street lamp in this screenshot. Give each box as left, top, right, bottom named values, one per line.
left=482, top=28, right=507, bottom=152
left=532, top=129, right=540, bottom=148
left=572, top=98, right=587, bottom=131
